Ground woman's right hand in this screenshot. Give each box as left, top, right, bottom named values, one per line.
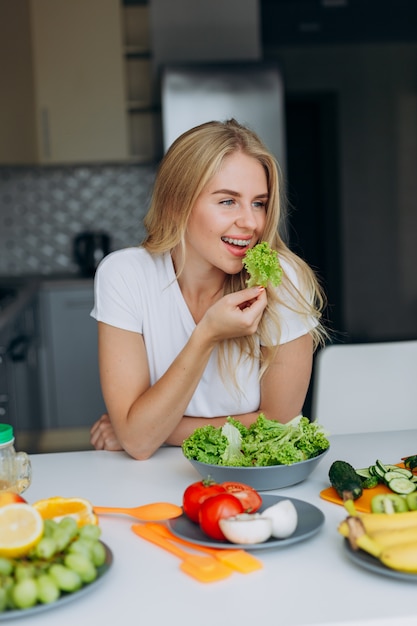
left=90, top=413, right=124, bottom=451
left=201, top=285, right=267, bottom=342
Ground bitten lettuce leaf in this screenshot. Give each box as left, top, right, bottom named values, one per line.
left=243, top=242, right=283, bottom=288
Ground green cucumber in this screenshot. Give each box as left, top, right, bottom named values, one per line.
left=384, top=470, right=411, bottom=484
left=355, top=468, right=372, bottom=479
left=372, top=464, right=386, bottom=481
left=376, top=459, right=389, bottom=474
left=360, top=475, right=379, bottom=489
left=329, top=460, right=363, bottom=501
left=403, top=455, right=417, bottom=471
left=388, top=477, right=416, bottom=495
left=384, top=465, right=413, bottom=478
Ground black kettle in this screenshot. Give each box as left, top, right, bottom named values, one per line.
left=73, top=231, right=110, bottom=277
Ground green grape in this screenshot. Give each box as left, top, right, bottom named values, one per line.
left=0, top=587, right=7, bottom=612
left=14, top=563, right=36, bottom=582
left=1, top=576, right=15, bottom=609
left=43, top=519, right=59, bottom=537
left=64, top=553, right=97, bottom=584
left=34, top=536, right=57, bottom=560
left=67, top=538, right=93, bottom=559
left=0, top=557, right=13, bottom=577
left=58, top=516, right=78, bottom=539
left=12, top=578, right=38, bottom=610
left=91, top=541, right=106, bottom=567
left=36, top=573, right=60, bottom=604
left=52, top=527, right=72, bottom=552
left=49, top=563, right=82, bottom=592
left=79, top=524, right=101, bottom=541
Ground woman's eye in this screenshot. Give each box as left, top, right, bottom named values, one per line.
left=253, top=201, right=267, bottom=209
left=220, top=199, right=235, bottom=206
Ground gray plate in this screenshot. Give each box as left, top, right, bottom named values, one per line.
left=343, top=539, right=417, bottom=582
left=0, top=543, right=113, bottom=621
left=168, top=494, right=325, bottom=550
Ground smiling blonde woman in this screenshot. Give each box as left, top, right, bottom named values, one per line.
left=90, top=119, right=327, bottom=460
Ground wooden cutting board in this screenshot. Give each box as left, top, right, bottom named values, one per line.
left=319, top=484, right=392, bottom=513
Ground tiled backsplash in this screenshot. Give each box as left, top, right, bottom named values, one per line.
left=0, top=164, right=156, bottom=276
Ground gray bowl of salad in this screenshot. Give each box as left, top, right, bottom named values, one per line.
left=182, top=414, right=330, bottom=491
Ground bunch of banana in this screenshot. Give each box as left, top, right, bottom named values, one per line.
left=338, top=507, right=417, bottom=573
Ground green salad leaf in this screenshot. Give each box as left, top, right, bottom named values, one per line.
left=243, top=242, right=283, bottom=288
left=182, top=414, right=330, bottom=467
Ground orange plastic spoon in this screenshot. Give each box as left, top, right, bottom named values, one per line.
left=94, top=502, right=183, bottom=522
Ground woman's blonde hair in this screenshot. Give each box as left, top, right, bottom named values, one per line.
left=143, top=119, right=327, bottom=380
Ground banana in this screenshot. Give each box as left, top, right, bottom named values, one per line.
left=348, top=509, right=417, bottom=534
left=339, top=516, right=383, bottom=557
left=380, top=542, right=417, bottom=573
left=371, top=526, right=417, bottom=549
left=338, top=514, right=417, bottom=540
left=338, top=510, right=417, bottom=573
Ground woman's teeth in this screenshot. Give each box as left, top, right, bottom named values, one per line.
left=221, top=237, right=250, bottom=247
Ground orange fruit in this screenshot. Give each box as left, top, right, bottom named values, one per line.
left=0, top=503, right=44, bottom=558
left=0, top=492, right=27, bottom=507
left=32, top=496, right=98, bottom=527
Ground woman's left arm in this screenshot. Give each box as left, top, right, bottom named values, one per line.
left=258, top=333, right=314, bottom=423
left=165, top=333, right=315, bottom=445
left=91, top=333, right=314, bottom=450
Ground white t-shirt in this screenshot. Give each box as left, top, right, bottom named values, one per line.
left=91, top=247, right=313, bottom=418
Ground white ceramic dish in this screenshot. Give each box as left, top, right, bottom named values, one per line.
left=185, top=448, right=329, bottom=491
left=0, top=543, right=113, bottom=621
left=168, top=494, right=325, bottom=550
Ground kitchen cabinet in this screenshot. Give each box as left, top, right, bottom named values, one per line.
left=0, top=293, right=42, bottom=435
left=38, top=282, right=105, bottom=430
left=122, top=1, right=162, bottom=162
left=0, top=0, right=129, bottom=164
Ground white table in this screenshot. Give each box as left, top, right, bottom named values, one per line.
left=15, top=430, right=417, bottom=626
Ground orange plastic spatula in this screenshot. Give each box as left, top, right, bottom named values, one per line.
left=146, top=522, right=263, bottom=574
left=94, top=502, right=183, bottom=522
left=131, top=523, right=233, bottom=582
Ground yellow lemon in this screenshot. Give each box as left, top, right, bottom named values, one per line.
left=33, top=496, right=98, bottom=527
left=0, top=503, right=44, bottom=558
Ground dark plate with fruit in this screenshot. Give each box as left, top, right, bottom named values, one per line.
left=0, top=543, right=113, bottom=621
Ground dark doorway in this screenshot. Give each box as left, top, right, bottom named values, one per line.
left=284, top=93, right=343, bottom=415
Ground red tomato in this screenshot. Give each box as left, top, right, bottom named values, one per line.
left=221, top=482, right=262, bottom=513
left=198, top=493, right=245, bottom=540
left=182, top=479, right=226, bottom=523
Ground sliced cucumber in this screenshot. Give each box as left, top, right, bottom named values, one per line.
left=376, top=459, right=389, bottom=474
left=355, top=461, right=416, bottom=496
left=372, top=464, right=386, bottom=481
left=385, top=466, right=413, bottom=479
left=384, top=464, right=413, bottom=478
left=355, top=468, right=372, bottom=479
left=388, top=477, right=416, bottom=495
left=384, top=470, right=411, bottom=484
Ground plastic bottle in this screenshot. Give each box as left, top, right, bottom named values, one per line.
left=0, top=424, right=31, bottom=493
